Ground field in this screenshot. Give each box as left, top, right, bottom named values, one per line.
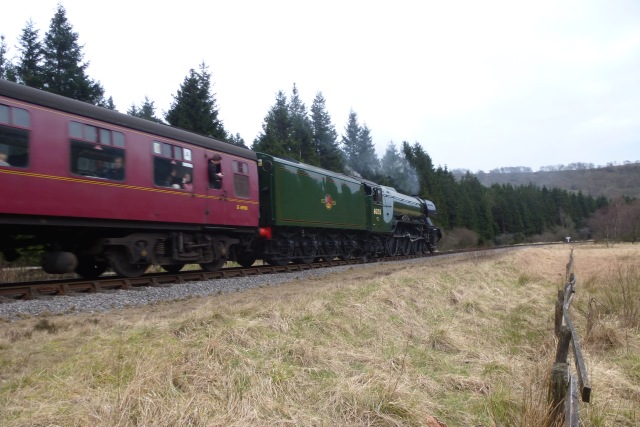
left=1, top=244, right=639, bottom=426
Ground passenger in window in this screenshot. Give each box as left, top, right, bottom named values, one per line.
left=0, top=152, right=9, bottom=166
left=182, top=172, right=193, bottom=191
left=95, top=160, right=108, bottom=178
left=107, top=157, right=125, bottom=180
left=165, top=167, right=182, bottom=188
left=208, top=154, right=223, bottom=189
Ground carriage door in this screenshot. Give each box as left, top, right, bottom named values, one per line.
left=205, top=152, right=229, bottom=224
left=370, top=186, right=387, bottom=232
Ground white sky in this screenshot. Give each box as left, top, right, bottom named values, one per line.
left=1, top=0, right=639, bottom=172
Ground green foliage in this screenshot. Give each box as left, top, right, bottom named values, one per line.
left=252, top=90, right=293, bottom=158
left=15, top=20, right=43, bottom=87
left=165, top=62, right=227, bottom=140
left=40, top=4, right=105, bottom=104
left=341, top=111, right=380, bottom=180
left=226, top=132, right=247, bottom=148
left=0, top=34, right=17, bottom=81
left=128, top=96, right=164, bottom=123
left=380, top=142, right=418, bottom=194
left=311, top=92, right=344, bottom=172
left=289, top=83, right=315, bottom=164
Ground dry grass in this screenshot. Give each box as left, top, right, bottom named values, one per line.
left=0, top=244, right=638, bottom=426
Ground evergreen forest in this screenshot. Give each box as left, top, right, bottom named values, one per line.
left=3, top=4, right=636, bottom=248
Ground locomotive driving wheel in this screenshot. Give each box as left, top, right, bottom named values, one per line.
left=108, top=251, right=149, bottom=278
left=384, top=237, right=398, bottom=256
left=398, top=237, right=411, bottom=256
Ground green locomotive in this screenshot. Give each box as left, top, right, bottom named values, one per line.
left=253, top=153, right=440, bottom=266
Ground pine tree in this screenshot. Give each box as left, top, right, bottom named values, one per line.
left=41, top=4, right=105, bottom=104
left=15, top=20, right=44, bottom=87
left=128, top=96, right=163, bottom=123
left=402, top=142, right=436, bottom=197
left=341, top=111, right=380, bottom=180
left=252, top=90, right=293, bottom=158
left=227, top=133, right=247, bottom=148
left=310, top=91, right=344, bottom=172
left=0, top=34, right=17, bottom=81
left=165, top=62, right=227, bottom=140
left=357, top=124, right=380, bottom=180
left=341, top=110, right=361, bottom=171
left=288, top=84, right=315, bottom=164
left=380, top=141, right=418, bottom=194
left=99, top=96, right=116, bottom=110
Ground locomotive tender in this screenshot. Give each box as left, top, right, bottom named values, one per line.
left=0, top=79, right=440, bottom=278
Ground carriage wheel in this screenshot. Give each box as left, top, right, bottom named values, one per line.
left=75, top=256, right=108, bottom=279
left=266, top=257, right=290, bottom=266
left=236, top=252, right=257, bottom=268
left=108, top=251, right=149, bottom=278
left=339, top=235, right=355, bottom=260
left=298, top=235, right=316, bottom=264
left=162, top=264, right=185, bottom=274
left=200, top=258, right=226, bottom=272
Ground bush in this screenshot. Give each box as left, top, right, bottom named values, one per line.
left=439, top=228, right=479, bottom=250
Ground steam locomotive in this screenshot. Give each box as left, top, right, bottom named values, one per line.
left=0, top=79, right=440, bottom=278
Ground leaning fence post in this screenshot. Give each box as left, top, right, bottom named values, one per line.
left=549, top=326, right=572, bottom=421
left=555, top=289, right=564, bottom=337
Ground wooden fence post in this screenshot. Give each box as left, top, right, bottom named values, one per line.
left=549, top=326, right=572, bottom=422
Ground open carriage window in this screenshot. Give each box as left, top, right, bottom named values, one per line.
left=152, top=141, right=193, bottom=190
left=0, top=104, right=30, bottom=168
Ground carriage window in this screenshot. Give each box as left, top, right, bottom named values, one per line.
left=233, top=160, right=250, bottom=198
left=69, top=121, right=126, bottom=180
left=113, top=132, right=125, bottom=147
left=85, top=125, right=97, bottom=143
left=13, top=107, right=30, bottom=127
left=0, top=105, right=9, bottom=124
left=0, top=104, right=30, bottom=168
left=99, top=129, right=111, bottom=145
left=70, top=121, right=83, bottom=138
left=152, top=140, right=193, bottom=190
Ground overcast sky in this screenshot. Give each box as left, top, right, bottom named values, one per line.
left=1, top=0, right=639, bottom=172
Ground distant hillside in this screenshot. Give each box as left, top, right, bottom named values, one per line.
left=454, top=163, right=640, bottom=199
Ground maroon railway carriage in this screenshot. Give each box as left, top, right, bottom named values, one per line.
left=0, top=80, right=259, bottom=278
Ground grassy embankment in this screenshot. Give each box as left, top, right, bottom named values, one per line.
left=1, top=244, right=638, bottom=426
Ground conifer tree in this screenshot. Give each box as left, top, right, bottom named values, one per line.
left=41, top=4, right=105, bottom=104
left=100, top=96, right=116, bottom=110
left=252, top=90, right=293, bottom=158
left=357, top=124, right=380, bottom=180
left=0, top=35, right=17, bottom=81
left=310, top=91, right=344, bottom=172
left=128, top=96, right=163, bottom=123
left=341, top=111, right=380, bottom=180
left=288, top=84, right=315, bottom=164
left=227, top=133, right=247, bottom=148
left=341, top=110, right=361, bottom=171
left=165, top=62, right=227, bottom=140
left=15, top=20, right=44, bottom=87
left=380, top=141, right=418, bottom=194
left=402, top=141, right=436, bottom=197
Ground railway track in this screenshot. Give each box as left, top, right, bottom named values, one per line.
left=0, top=252, right=445, bottom=301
